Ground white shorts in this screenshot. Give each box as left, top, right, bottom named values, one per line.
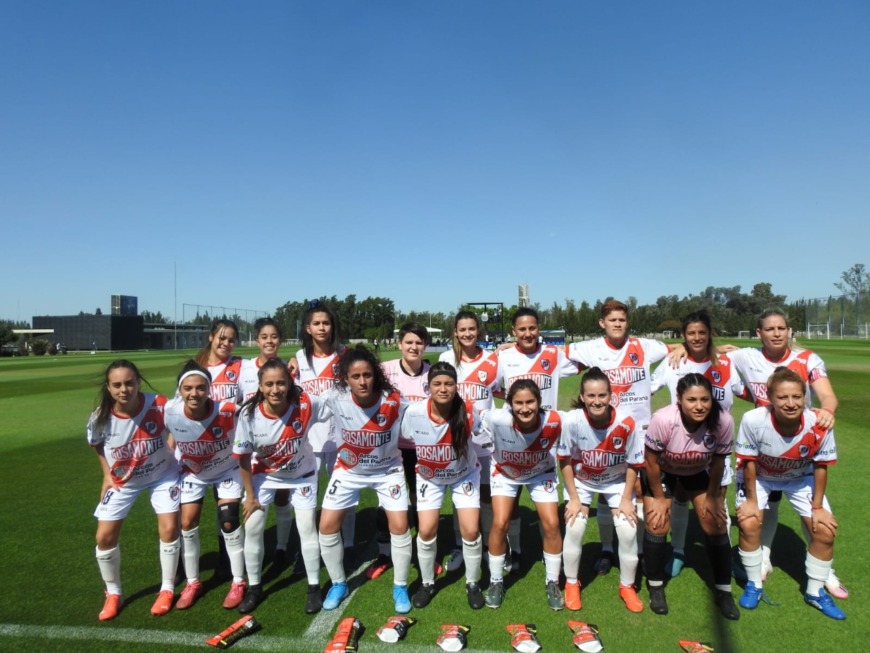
left=251, top=472, right=318, bottom=511
left=490, top=467, right=559, bottom=503
left=564, top=479, right=630, bottom=509
left=94, top=472, right=180, bottom=521
left=417, top=467, right=481, bottom=511
left=180, top=468, right=243, bottom=503
left=734, top=472, right=831, bottom=519
left=321, top=467, right=409, bottom=512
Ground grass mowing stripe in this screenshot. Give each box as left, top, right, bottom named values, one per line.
left=0, top=623, right=506, bottom=653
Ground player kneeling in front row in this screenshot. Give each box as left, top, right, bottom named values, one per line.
left=401, top=362, right=485, bottom=609
left=735, top=367, right=845, bottom=620
left=642, top=374, right=739, bottom=620
left=558, top=368, right=645, bottom=613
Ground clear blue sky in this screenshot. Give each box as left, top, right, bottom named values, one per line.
left=3, top=1, right=869, bottom=323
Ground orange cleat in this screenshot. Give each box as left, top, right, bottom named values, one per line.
left=99, top=593, right=122, bottom=621
left=150, top=589, right=174, bottom=616
left=223, top=581, right=247, bottom=609
left=564, top=582, right=582, bottom=611
left=176, top=580, right=203, bottom=610
left=619, top=583, right=644, bottom=613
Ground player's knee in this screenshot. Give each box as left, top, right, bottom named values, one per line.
left=218, top=502, right=241, bottom=534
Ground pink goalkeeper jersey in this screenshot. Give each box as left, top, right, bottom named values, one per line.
left=86, top=393, right=178, bottom=489
left=557, top=408, right=644, bottom=487
left=496, top=344, right=578, bottom=412
left=566, top=337, right=669, bottom=430
left=165, top=397, right=238, bottom=481
left=381, top=358, right=430, bottom=450
left=645, top=403, right=733, bottom=476
left=736, top=407, right=836, bottom=481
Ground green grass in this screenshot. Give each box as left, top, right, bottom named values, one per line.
left=1, top=342, right=867, bottom=652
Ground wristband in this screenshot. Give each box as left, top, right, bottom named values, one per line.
left=819, top=407, right=835, bottom=415
left=812, top=505, right=824, bottom=511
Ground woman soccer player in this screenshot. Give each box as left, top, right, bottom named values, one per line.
left=401, top=362, right=485, bottom=610
left=165, top=361, right=245, bottom=610
left=234, top=360, right=324, bottom=614
left=728, top=308, right=845, bottom=598
left=482, top=379, right=565, bottom=610
left=317, top=345, right=413, bottom=614
left=735, top=367, right=844, bottom=620
left=438, top=310, right=499, bottom=572
left=88, top=360, right=181, bottom=621
left=642, top=373, right=738, bottom=619
left=558, top=368, right=645, bottom=613
left=650, top=310, right=747, bottom=577
left=194, top=318, right=244, bottom=403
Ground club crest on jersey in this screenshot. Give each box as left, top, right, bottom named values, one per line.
left=331, top=363, right=340, bottom=376
left=477, top=370, right=488, bottom=383
left=220, top=479, right=233, bottom=488
left=299, top=485, right=312, bottom=497
left=292, top=420, right=303, bottom=433
left=389, top=484, right=402, bottom=499
left=226, top=370, right=237, bottom=382
left=422, top=382, right=430, bottom=394
left=541, top=359, right=551, bottom=371
left=144, top=421, right=158, bottom=435
left=711, top=370, right=721, bottom=383
left=542, top=480, right=555, bottom=493
left=376, top=414, right=388, bottom=427
left=799, top=444, right=810, bottom=458
left=540, top=438, right=550, bottom=449
left=169, top=484, right=180, bottom=501
left=461, top=481, right=474, bottom=495
left=211, top=427, right=224, bottom=438
left=612, top=436, right=624, bottom=450
left=703, top=434, right=716, bottom=450
left=629, top=353, right=639, bottom=365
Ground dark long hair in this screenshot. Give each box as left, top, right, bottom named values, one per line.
left=675, top=373, right=721, bottom=431
left=240, top=358, right=300, bottom=417
left=93, top=359, right=148, bottom=432
left=428, top=361, right=470, bottom=461
left=682, top=310, right=718, bottom=366
left=450, top=310, right=481, bottom=366
left=194, top=318, right=239, bottom=366
left=301, top=299, right=339, bottom=367
left=337, top=344, right=395, bottom=395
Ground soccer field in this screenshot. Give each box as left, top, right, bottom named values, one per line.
left=1, top=341, right=866, bottom=652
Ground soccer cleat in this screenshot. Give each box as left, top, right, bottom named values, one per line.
left=322, top=582, right=349, bottom=611
left=739, top=581, right=763, bottom=610
left=223, top=581, right=246, bottom=609
left=595, top=551, right=614, bottom=576
left=619, top=583, right=644, bottom=613
left=826, top=572, right=849, bottom=599
left=412, top=583, right=436, bottom=608
left=445, top=548, right=464, bottom=572
left=393, top=584, right=412, bottom=614
left=564, top=582, right=582, bottom=611
left=485, top=581, right=505, bottom=608
left=545, top=580, right=564, bottom=610
left=714, top=589, right=740, bottom=620
left=678, top=640, right=715, bottom=653
left=466, top=582, right=485, bottom=610
left=237, top=584, right=265, bottom=614
left=99, top=592, right=122, bottom=621
left=150, top=589, right=174, bottom=616
left=305, top=584, right=322, bottom=614
left=666, top=551, right=686, bottom=578
left=804, top=588, right=846, bottom=620
left=176, top=580, right=203, bottom=610
left=648, top=584, right=668, bottom=615
left=366, top=554, right=392, bottom=580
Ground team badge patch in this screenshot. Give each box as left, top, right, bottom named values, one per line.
left=629, top=353, right=639, bottom=365
left=299, top=485, right=312, bottom=497
left=292, top=420, right=303, bottom=433
left=212, top=427, right=224, bottom=438
left=144, top=421, right=158, bottom=434
left=539, top=438, right=549, bottom=449
left=389, top=484, right=402, bottom=499
left=799, top=444, right=810, bottom=458
left=376, top=414, right=388, bottom=426
left=331, top=363, right=340, bottom=376
left=703, top=434, right=716, bottom=450
left=461, top=481, right=474, bottom=495
left=612, top=436, right=624, bottom=450
left=226, top=370, right=237, bottom=382
left=170, top=484, right=180, bottom=501
left=423, top=382, right=430, bottom=394
left=542, top=480, right=555, bottom=493
left=541, top=359, right=551, bottom=371
left=478, top=370, right=488, bottom=383
left=711, top=370, right=721, bottom=383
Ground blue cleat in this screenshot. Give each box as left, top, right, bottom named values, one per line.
left=804, top=588, right=846, bottom=620
left=393, top=584, right=412, bottom=614
left=322, top=582, right=349, bottom=611
left=739, top=581, right=763, bottom=609
left=666, top=552, right=686, bottom=578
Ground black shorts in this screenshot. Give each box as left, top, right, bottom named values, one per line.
left=640, top=469, right=711, bottom=499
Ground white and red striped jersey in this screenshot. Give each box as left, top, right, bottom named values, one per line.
left=208, top=356, right=244, bottom=403
left=232, top=392, right=319, bottom=480
left=294, top=348, right=344, bottom=452
left=645, top=403, right=733, bottom=476
left=165, top=397, right=238, bottom=481
left=87, top=393, right=178, bottom=489
left=736, top=407, right=836, bottom=481
left=401, top=398, right=479, bottom=485
left=566, top=337, right=669, bottom=429
left=557, top=408, right=644, bottom=487
left=238, top=357, right=290, bottom=403
left=438, top=349, right=500, bottom=414
left=651, top=355, right=747, bottom=412
left=728, top=347, right=828, bottom=407
left=496, top=344, right=578, bottom=411
left=483, top=407, right=562, bottom=481
left=321, top=387, right=405, bottom=475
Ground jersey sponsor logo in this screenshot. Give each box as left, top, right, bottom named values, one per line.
left=502, top=450, right=550, bottom=466
left=259, top=437, right=302, bottom=458
left=758, top=454, right=811, bottom=471
left=112, top=436, right=165, bottom=460
left=176, top=439, right=231, bottom=457
left=339, top=448, right=358, bottom=466
left=579, top=450, right=626, bottom=470
left=418, top=444, right=456, bottom=463
left=302, top=377, right=336, bottom=395
left=666, top=451, right=709, bottom=464
left=343, top=429, right=392, bottom=447
left=418, top=465, right=434, bottom=480
left=604, top=367, right=645, bottom=385
left=457, top=383, right=489, bottom=400
left=712, top=386, right=725, bottom=401
left=212, top=384, right=238, bottom=401
left=509, top=373, right=552, bottom=389
left=749, top=382, right=769, bottom=403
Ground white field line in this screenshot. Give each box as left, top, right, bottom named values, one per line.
left=0, top=623, right=505, bottom=653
